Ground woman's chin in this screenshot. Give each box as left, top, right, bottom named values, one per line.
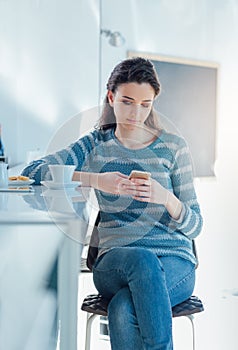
left=124, top=122, right=140, bottom=130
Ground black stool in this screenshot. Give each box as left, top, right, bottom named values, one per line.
left=81, top=293, right=204, bottom=350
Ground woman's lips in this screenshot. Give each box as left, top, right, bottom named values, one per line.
left=126, top=119, right=139, bottom=124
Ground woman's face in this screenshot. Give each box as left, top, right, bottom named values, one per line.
left=107, top=82, right=155, bottom=131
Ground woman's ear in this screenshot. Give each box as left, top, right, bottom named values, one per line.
left=107, top=91, right=114, bottom=107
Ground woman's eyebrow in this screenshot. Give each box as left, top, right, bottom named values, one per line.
left=121, top=95, right=153, bottom=102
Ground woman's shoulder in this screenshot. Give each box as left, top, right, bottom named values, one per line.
left=79, top=127, right=112, bottom=144
left=159, top=129, right=188, bottom=150
left=88, top=127, right=113, bottom=143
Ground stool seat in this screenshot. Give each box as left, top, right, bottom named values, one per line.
left=81, top=293, right=204, bottom=318
left=172, top=295, right=204, bottom=317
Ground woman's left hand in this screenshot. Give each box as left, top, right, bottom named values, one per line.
left=125, top=178, right=169, bottom=205
left=126, top=177, right=183, bottom=219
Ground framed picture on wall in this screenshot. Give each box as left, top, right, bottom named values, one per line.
left=128, top=51, right=219, bottom=177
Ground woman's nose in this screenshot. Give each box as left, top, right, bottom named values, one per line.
left=130, top=104, right=141, bottom=117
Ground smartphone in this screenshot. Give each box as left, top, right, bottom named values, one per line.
left=129, top=170, right=151, bottom=180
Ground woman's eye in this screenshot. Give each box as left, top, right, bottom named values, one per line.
left=121, top=101, right=151, bottom=108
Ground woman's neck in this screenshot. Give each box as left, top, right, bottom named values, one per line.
left=114, top=126, right=158, bottom=149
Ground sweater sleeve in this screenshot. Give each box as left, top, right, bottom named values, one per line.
left=21, top=133, right=95, bottom=185
left=168, top=137, right=203, bottom=239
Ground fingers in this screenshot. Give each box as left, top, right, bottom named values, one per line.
left=122, top=182, right=151, bottom=198
left=132, top=195, right=150, bottom=202
left=130, top=178, right=151, bottom=186
left=132, top=189, right=151, bottom=199
left=116, top=175, right=152, bottom=199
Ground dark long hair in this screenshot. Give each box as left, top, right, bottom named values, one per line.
left=97, top=57, right=162, bottom=131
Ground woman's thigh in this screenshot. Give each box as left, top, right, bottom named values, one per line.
left=93, top=247, right=195, bottom=306
left=159, top=255, right=196, bottom=307
left=93, top=247, right=163, bottom=299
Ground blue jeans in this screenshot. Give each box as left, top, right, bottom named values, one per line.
left=93, top=247, right=195, bottom=350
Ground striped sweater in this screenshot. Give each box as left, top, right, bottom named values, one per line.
left=22, top=128, right=203, bottom=265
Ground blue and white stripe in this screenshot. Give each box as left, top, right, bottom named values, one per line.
left=22, top=127, right=203, bottom=265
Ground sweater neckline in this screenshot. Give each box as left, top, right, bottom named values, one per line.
left=111, top=128, right=164, bottom=152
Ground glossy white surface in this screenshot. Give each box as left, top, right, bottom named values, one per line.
left=0, top=186, right=53, bottom=223
left=41, top=180, right=81, bottom=190
left=0, top=180, right=92, bottom=350
left=0, top=185, right=88, bottom=223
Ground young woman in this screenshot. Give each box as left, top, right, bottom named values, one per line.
left=22, top=57, right=203, bottom=349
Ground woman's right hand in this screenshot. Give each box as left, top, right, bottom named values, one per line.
left=91, top=172, right=130, bottom=195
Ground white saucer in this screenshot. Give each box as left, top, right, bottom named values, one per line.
left=8, top=179, right=35, bottom=186
left=40, top=180, right=81, bottom=190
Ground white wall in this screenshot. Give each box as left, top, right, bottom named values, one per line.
left=1, top=0, right=238, bottom=349
left=0, top=0, right=99, bottom=165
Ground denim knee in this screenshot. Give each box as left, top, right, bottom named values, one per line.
left=126, top=248, right=163, bottom=278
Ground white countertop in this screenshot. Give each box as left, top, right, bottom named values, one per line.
left=0, top=185, right=90, bottom=225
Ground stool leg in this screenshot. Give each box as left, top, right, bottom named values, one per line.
left=85, top=313, right=99, bottom=350
left=186, top=315, right=195, bottom=350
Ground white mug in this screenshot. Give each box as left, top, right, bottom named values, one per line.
left=48, top=165, right=76, bottom=183
left=0, top=162, right=8, bottom=188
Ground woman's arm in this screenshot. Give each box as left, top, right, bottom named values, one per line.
left=168, top=138, right=203, bottom=238
left=73, top=171, right=130, bottom=193
left=21, top=134, right=91, bottom=184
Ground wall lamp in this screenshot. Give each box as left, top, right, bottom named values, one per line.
left=100, top=29, right=125, bottom=47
